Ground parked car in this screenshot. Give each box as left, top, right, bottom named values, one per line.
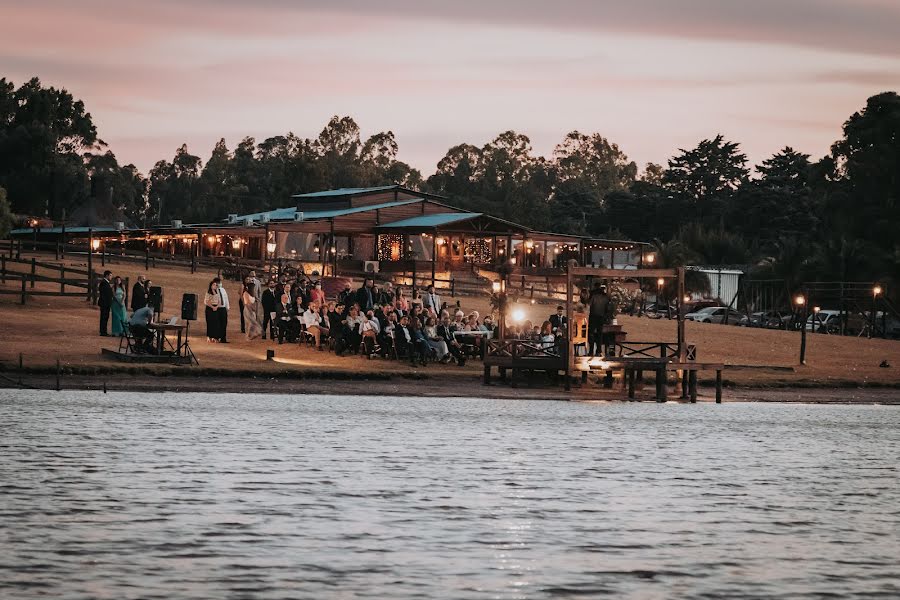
left=684, top=300, right=720, bottom=313
left=685, top=306, right=743, bottom=324
left=805, top=310, right=842, bottom=333
left=739, top=310, right=790, bottom=329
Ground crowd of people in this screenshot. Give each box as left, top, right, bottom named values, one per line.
left=216, top=273, right=503, bottom=366
left=98, top=266, right=612, bottom=364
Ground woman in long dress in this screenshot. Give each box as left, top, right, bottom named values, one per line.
left=204, top=280, right=222, bottom=342
left=111, top=276, right=128, bottom=336
left=242, top=282, right=263, bottom=340
left=423, top=316, right=450, bottom=362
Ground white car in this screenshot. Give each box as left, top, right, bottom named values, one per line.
left=685, top=306, right=742, bottom=324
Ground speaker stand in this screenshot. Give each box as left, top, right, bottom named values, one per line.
left=180, top=320, right=200, bottom=366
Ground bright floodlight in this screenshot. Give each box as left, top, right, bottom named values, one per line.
left=874, top=285, right=882, bottom=296
left=795, top=294, right=805, bottom=306
left=512, top=308, right=525, bottom=322
left=91, top=238, right=100, bottom=251
left=657, top=278, right=665, bottom=287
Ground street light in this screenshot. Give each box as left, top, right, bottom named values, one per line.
left=645, top=253, right=656, bottom=265
left=796, top=293, right=807, bottom=364
left=266, top=241, right=277, bottom=255
left=871, top=284, right=882, bottom=338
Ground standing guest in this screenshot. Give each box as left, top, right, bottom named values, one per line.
left=98, top=270, right=113, bottom=336
left=395, top=287, right=410, bottom=312
left=356, top=277, right=377, bottom=313
left=261, top=280, right=278, bottom=340
left=302, top=302, right=329, bottom=350
left=204, top=280, right=222, bottom=342
left=337, top=283, right=354, bottom=306
left=248, top=270, right=262, bottom=300
left=130, top=275, right=147, bottom=311
left=309, top=281, right=326, bottom=307
left=214, top=277, right=230, bottom=343
left=378, top=281, right=395, bottom=307
left=111, top=276, right=128, bottom=336
left=238, top=276, right=250, bottom=334
left=585, top=283, right=611, bottom=356
left=549, top=305, right=567, bottom=333
left=129, top=304, right=156, bottom=353
left=422, top=284, right=442, bottom=314
left=423, top=316, right=450, bottom=362
left=242, top=282, right=262, bottom=340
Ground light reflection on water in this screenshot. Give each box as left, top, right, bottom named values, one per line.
left=1, top=390, right=899, bottom=599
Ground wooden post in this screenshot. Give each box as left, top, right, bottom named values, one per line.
left=1, top=256, right=5, bottom=283
left=20, top=276, right=26, bottom=305
left=681, top=369, right=689, bottom=399
left=627, top=369, right=635, bottom=399
left=55, top=242, right=60, bottom=260
left=145, top=246, right=150, bottom=271
left=431, top=232, right=437, bottom=286
left=87, top=228, right=94, bottom=302
left=18, top=352, right=23, bottom=386
left=565, top=259, right=575, bottom=392
left=56, top=358, right=61, bottom=392
left=689, top=370, right=698, bottom=403
left=677, top=266, right=686, bottom=362
left=715, top=370, right=723, bottom=403
left=483, top=364, right=491, bottom=385
left=60, top=265, right=65, bottom=294
left=655, top=368, right=666, bottom=402
left=30, top=258, right=36, bottom=288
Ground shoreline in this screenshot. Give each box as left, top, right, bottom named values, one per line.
left=3, top=371, right=898, bottom=404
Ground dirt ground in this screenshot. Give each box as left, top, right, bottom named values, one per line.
left=1, top=251, right=898, bottom=401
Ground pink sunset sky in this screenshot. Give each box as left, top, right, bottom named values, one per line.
left=3, top=0, right=899, bottom=175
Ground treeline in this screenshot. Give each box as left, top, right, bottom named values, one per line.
left=1, top=77, right=898, bottom=292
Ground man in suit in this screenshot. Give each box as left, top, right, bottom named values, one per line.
left=422, top=284, right=442, bottom=315
left=213, top=276, right=230, bottom=343
left=437, top=314, right=466, bottom=366
left=355, top=277, right=376, bottom=313
left=131, top=275, right=147, bottom=311
left=98, top=270, right=113, bottom=336
left=394, top=315, right=426, bottom=366
left=275, top=294, right=300, bottom=343
left=377, top=281, right=395, bottom=307
left=261, top=280, right=278, bottom=340
left=549, top=305, right=568, bottom=334
left=248, top=269, right=262, bottom=301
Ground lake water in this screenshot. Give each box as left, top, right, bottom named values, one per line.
left=1, top=390, right=899, bottom=599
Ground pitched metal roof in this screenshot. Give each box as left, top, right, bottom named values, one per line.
left=10, top=226, right=125, bottom=235
left=291, top=185, right=399, bottom=199
left=234, top=199, right=422, bottom=223
left=376, top=213, right=482, bottom=229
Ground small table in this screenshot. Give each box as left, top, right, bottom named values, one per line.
left=149, top=323, right=187, bottom=356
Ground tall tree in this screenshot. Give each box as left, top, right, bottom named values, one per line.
left=664, top=134, right=748, bottom=226
left=0, top=77, right=98, bottom=218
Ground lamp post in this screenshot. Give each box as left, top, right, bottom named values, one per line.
left=871, top=284, right=882, bottom=339
left=494, top=262, right=510, bottom=339
left=657, top=277, right=666, bottom=318
left=796, top=293, right=807, bottom=365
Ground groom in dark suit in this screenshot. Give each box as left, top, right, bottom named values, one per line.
left=98, top=270, right=113, bottom=336
left=131, top=275, right=148, bottom=311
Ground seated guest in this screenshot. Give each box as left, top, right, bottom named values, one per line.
left=302, top=301, right=329, bottom=350
left=129, top=304, right=155, bottom=353
left=410, top=317, right=431, bottom=365
left=378, top=312, right=397, bottom=357
left=482, top=315, right=496, bottom=337
left=423, top=316, right=450, bottom=363
left=393, top=298, right=406, bottom=319
left=395, top=315, right=427, bottom=366
left=275, top=293, right=300, bottom=344
left=451, top=310, right=466, bottom=331
left=549, top=306, right=567, bottom=334
left=337, top=305, right=365, bottom=356
left=377, top=281, right=395, bottom=307
left=437, top=314, right=466, bottom=366
left=539, top=320, right=556, bottom=349
left=395, top=287, right=410, bottom=312
left=360, top=309, right=381, bottom=356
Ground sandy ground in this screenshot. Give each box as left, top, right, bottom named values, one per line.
left=1, top=251, right=899, bottom=402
